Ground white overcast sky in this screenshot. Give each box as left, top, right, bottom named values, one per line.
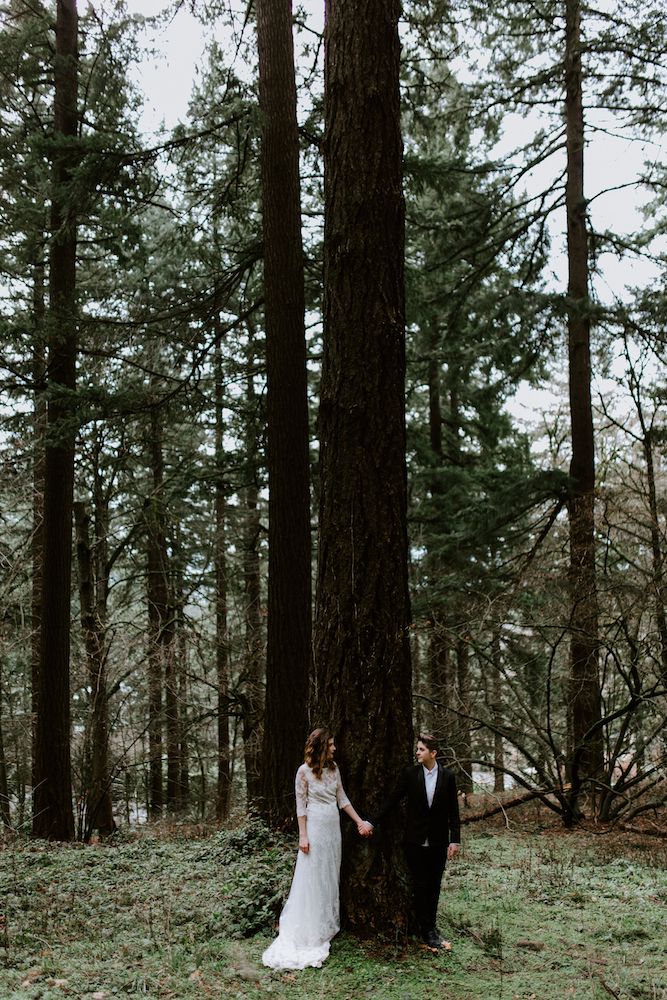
left=118, top=1, right=663, bottom=428
left=123, top=1, right=325, bottom=134
left=122, top=0, right=658, bottom=242
left=123, top=0, right=208, bottom=133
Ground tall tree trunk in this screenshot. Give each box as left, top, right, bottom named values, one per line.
left=491, top=631, right=505, bottom=793
left=456, top=637, right=473, bottom=793
left=426, top=343, right=455, bottom=753
left=33, top=0, right=78, bottom=841
left=214, top=298, right=230, bottom=822
left=428, top=620, right=450, bottom=742
left=31, top=233, right=46, bottom=802
left=145, top=407, right=180, bottom=814
left=564, top=0, right=603, bottom=818
left=145, top=407, right=169, bottom=818
left=314, top=0, right=413, bottom=934
left=256, top=0, right=311, bottom=827
left=630, top=392, right=664, bottom=776
left=175, top=556, right=189, bottom=811
left=164, top=646, right=180, bottom=811
left=164, top=533, right=181, bottom=813
left=635, top=407, right=667, bottom=684
left=241, top=360, right=264, bottom=809
left=169, top=528, right=187, bottom=813
left=92, top=457, right=114, bottom=834
left=13, top=683, right=27, bottom=827
left=413, top=629, right=426, bottom=735
left=0, top=656, right=10, bottom=828
left=428, top=354, right=444, bottom=462
left=73, top=499, right=114, bottom=839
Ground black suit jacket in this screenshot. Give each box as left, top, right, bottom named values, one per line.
left=372, top=761, right=461, bottom=851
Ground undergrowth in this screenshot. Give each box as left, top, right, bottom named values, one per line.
left=0, top=818, right=665, bottom=999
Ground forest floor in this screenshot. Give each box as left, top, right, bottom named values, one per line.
left=0, top=801, right=665, bottom=1000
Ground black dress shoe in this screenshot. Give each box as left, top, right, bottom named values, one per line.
left=425, top=929, right=442, bottom=949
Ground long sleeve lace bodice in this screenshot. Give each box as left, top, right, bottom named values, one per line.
left=294, top=763, right=351, bottom=817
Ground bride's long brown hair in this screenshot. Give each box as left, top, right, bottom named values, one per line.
left=304, top=727, right=335, bottom=778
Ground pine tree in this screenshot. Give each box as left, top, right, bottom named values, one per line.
left=459, top=0, right=667, bottom=818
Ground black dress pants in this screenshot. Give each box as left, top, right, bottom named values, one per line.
left=404, top=844, right=447, bottom=936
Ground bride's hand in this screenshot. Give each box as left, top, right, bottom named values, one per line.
left=299, top=836, right=310, bottom=854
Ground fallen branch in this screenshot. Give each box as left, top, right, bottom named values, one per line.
left=619, top=823, right=667, bottom=839
left=593, top=973, right=622, bottom=999
left=460, top=785, right=570, bottom=824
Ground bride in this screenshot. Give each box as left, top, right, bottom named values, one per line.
left=262, top=727, right=372, bottom=970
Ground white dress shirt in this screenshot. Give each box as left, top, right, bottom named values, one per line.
left=422, top=763, right=438, bottom=845
left=423, top=763, right=438, bottom=807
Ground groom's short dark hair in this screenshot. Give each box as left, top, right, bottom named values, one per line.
left=419, top=733, right=439, bottom=753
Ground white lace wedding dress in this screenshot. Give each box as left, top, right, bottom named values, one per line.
left=262, top=763, right=350, bottom=970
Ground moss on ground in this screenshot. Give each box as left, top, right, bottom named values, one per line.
left=0, top=818, right=665, bottom=999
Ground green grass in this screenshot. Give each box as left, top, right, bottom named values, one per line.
left=0, top=819, right=665, bottom=999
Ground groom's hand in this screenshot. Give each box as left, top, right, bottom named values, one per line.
left=299, top=836, right=310, bottom=853
left=448, top=843, right=460, bottom=861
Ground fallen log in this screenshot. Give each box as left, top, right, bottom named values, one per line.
left=460, top=785, right=569, bottom=824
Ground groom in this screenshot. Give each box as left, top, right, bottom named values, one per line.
left=366, top=734, right=461, bottom=950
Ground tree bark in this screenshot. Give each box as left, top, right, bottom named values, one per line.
left=428, top=355, right=444, bottom=462
left=73, top=498, right=114, bottom=839
left=0, top=656, right=10, bottom=828
left=428, top=620, right=450, bottom=741
left=214, top=317, right=230, bottom=821
left=635, top=406, right=667, bottom=684
left=145, top=407, right=170, bottom=818
left=174, top=551, right=189, bottom=811
left=241, top=358, right=264, bottom=810
left=456, top=637, right=473, bottom=793
left=256, top=0, right=312, bottom=827
left=314, top=0, right=413, bottom=935
left=31, top=233, right=46, bottom=803
left=426, top=341, right=457, bottom=758
left=491, top=631, right=505, bottom=793
left=32, top=0, right=78, bottom=841
left=164, top=550, right=180, bottom=812
left=564, top=0, right=603, bottom=814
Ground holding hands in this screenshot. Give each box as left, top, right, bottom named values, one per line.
left=341, top=802, right=373, bottom=838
